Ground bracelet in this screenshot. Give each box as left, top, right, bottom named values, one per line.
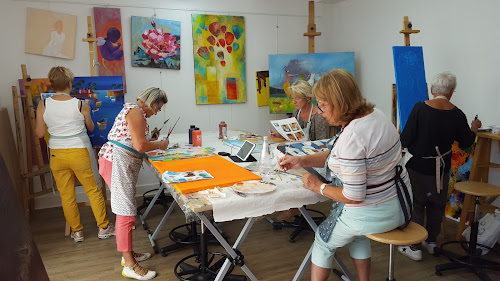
left=320, top=183, right=327, bottom=196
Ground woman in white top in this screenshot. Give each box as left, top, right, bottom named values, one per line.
left=280, top=69, right=410, bottom=281
left=35, top=66, right=114, bottom=243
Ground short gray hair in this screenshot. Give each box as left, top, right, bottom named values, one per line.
left=136, top=87, right=168, bottom=108
left=431, top=72, right=457, bottom=95
left=288, top=80, right=313, bottom=99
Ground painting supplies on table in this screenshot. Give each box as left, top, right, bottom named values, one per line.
left=162, top=170, right=213, bottom=183
left=270, top=117, right=306, bottom=141
left=146, top=145, right=216, bottom=162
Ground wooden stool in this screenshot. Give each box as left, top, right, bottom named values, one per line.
left=435, top=181, right=500, bottom=280
left=456, top=131, right=500, bottom=240
left=366, top=222, right=428, bottom=281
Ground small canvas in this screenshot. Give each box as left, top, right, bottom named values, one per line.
left=132, top=16, right=181, bottom=69
left=393, top=46, right=428, bottom=131
left=269, top=52, right=355, bottom=113
left=25, top=8, right=77, bottom=59
left=256, top=71, right=270, bottom=106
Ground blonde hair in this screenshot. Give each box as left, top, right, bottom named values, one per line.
left=48, top=66, right=74, bottom=91
left=136, top=87, right=168, bottom=108
left=313, top=69, right=374, bottom=124
left=288, top=80, right=313, bottom=99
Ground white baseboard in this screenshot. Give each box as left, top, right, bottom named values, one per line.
left=34, top=183, right=161, bottom=210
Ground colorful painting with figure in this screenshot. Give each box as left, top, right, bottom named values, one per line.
left=25, top=8, right=77, bottom=59
left=393, top=46, right=429, bottom=131
left=192, top=14, right=246, bottom=104
left=269, top=52, right=355, bottom=114
left=131, top=16, right=181, bottom=69
left=445, top=142, right=476, bottom=221
left=256, top=71, right=269, bottom=107
left=71, top=76, right=124, bottom=146
left=94, top=7, right=127, bottom=92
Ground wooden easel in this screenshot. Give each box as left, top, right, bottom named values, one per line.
left=303, top=1, right=321, bottom=53
left=392, top=16, right=420, bottom=129
left=61, top=15, right=109, bottom=237
left=11, top=65, right=53, bottom=217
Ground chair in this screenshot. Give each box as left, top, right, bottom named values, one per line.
left=366, top=222, right=428, bottom=281
left=435, top=181, right=500, bottom=280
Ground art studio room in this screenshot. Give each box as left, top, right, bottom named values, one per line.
left=1, top=0, right=500, bottom=280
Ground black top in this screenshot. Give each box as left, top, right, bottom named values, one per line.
left=400, top=101, right=476, bottom=175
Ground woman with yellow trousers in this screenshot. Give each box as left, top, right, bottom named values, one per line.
left=35, top=66, right=115, bottom=242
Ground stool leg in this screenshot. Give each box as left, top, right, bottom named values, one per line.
left=388, top=244, right=395, bottom=281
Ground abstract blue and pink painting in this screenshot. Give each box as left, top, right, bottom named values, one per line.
left=393, top=46, right=428, bottom=131
left=132, top=16, right=181, bottom=69
left=192, top=14, right=246, bottom=104
left=269, top=52, right=355, bottom=113
left=71, top=76, right=124, bottom=146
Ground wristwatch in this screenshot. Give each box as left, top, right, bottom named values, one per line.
left=320, top=183, right=327, bottom=196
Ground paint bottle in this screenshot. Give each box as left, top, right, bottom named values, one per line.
left=219, top=121, right=227, bottom=139
left=188, top=125, right=196, bottom=144
left=192, top=128, right=202, bottom=146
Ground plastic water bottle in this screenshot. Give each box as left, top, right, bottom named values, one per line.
left=259, top=136, right=273, bottom=175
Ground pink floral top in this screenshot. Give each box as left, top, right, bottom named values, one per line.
left=99, top=103, right=150, bottom=161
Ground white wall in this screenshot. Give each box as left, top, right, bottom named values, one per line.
left=0, top=0, right=331, bottom=208
left=324, top=0, right=500, bottom=199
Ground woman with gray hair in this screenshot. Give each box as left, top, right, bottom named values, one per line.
left=398, top=72, right=481, bottom=261
left=98, top=86, right=169, bottom=280
left=269, top=80, right=330, bottom=141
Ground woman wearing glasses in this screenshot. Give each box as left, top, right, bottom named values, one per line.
left=279, top=69, right=409, bottom=281
left=269, top=80, right=330, bottom=141
left=98, top=87, right=169, bottom=280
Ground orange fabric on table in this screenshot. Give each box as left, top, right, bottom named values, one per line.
left=149, top=155, right=262, bottom=194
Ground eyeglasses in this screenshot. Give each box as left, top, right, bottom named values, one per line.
left=317, top=103, right=325, bottom=113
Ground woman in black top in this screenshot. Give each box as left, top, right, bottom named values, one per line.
left=398, top=72, right=481, bottom=261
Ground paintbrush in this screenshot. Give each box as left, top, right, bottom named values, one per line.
left=166, top=117, right=181, bottom=139
left=152, top=118, right=169, bottom=139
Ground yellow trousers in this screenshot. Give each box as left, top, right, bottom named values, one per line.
left=50, top=148, right=109, bottom=232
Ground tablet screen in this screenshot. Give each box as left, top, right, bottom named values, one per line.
left=236, top=141, right=256, bottom=161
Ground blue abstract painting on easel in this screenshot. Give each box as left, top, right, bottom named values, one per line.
left=70, top=76, right=124, bottom=146
left=393, top=46, right=428, bottom=131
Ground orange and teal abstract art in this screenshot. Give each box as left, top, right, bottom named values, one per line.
left=192, top=14, right=246, bottom=104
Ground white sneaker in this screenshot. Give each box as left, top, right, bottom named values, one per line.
left=398, top=245, right=422, bottom=261
left=122, top=263, right=156, bottom=280
left=70, top=230, right=84, bottom=242
left=121, top=253, right=152, bottom=266
left=422, top=241, right=437, bottom=255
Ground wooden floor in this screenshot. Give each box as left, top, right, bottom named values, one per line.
left=30, top=200, right=500, bottom=281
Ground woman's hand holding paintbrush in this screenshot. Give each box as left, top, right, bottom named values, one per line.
left=152, top=118, right=170, bottom=139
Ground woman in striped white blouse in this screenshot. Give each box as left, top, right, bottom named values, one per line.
left=279, top=69, right=411, bottom=281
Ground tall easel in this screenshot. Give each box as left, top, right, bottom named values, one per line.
left=11, top=65, right=53, bottom=217
left=61, top=15, right=109, bottom=237
left=303, top=1, right=321, bottom=53
left=392, top=16, right=420, bottom=129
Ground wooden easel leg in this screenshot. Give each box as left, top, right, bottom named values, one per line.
left=65, top=221, right=71, bottom=237
left=456, top=194, right=473, bottom=241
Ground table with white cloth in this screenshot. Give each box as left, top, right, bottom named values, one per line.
left=141, top=130, right=354, bottom=281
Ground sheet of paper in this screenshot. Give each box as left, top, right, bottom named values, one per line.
left=270, top=117, right=305, bottom=141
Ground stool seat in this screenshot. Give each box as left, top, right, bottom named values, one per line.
left=366, top=222, right=428, bottom=246
left=366, top=222, right=428, bottom=281
left=454, top=181, right=500, bottom=197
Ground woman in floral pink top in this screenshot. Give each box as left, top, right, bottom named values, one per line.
left=99, top=87, right=168, bottom=280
